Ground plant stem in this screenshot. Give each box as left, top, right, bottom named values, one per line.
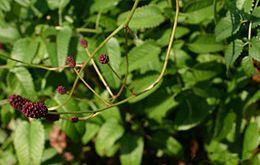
left=76, top=28, right=100, bottom=33
left=48, top=0, right=180, bottom=115
left=140, top=0, right=179, bottom=93
left=73, top=68, right=111, bottom=106
left=85, top=48, right=114, bottom=97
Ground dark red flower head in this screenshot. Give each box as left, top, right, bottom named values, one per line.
left=98, top=54, right=109, bottom=64
left=22, top=101, right=48, bottom=118
left=9, top=95, right=49, bottom=119
left=66, top=56, right=76, bottom=68
left=80, top=38, right=87, bottom=48
left=56, top=85, right=66, bottom=95
left=9, top=95, right=29, bottom=112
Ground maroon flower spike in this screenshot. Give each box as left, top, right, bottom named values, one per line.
left=98, top=54, right=109, bottom=64
left=22, top=101, right=48, bottom=118
left=56, top=85, right=66, bottom=95
left=66, top=56, right=76, bottom=68
left=80, top=38, right=87, bottom=48
left=45, top=112, right=60, bottom=122
left=9, top=95, right=29, bottom=112
left=70, top=116, right=79, bottom=123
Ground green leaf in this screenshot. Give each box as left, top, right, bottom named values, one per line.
left=237, top=0, right=253, bottom=13
left=10, top=38, right=39, bottom=64
left=188, top=34, right=224, bottom=53
left=0, top=0, right=12, bottom=12
left=150, top=131, right=183, bottom=157
left=128, top=73, right=162, bottom=103
left=249, top=37, right=260, bottom=61
left=145, top=89, right=178, bottom=123
left=121, top=41, right=161, bottom=73
left=242, top=122, right=260, bottom=160
left=41, top=148, right=57, bottom=162
left=0, top=24, right=20, bottom=43
left=224, top=39, right=244, bottom=67
left=120, top=134, right=144, bottom=165
left=215, top=15, right=240, bottom=41
left=174, top=90, right=213, bottom=130
left=54, top=94, right=85, bottom=142
left=181, top=5, right=214, bottom=24
left=241, top=56, right=256, bottom=76
left=205, top=140, right=239, bottom=165
left=46, top=0, right=69, bottom=10
left=184, top=0, right=214, bottom=12
left=57, top=26, right=72, bottom=66
left=100, top=106, right=122, bottom=122
left=15, top=0, right=35, bottom=7
left=95, top=118, right=124, bottom=156
left=252, top=7, right=260, bottom=27
left=10, top=67, right=36, bottom=99
left=117, top=5, right=164, bottom=29
left=91, top=0, right=121, bottom=13
left=81, top=122, right=100, bottom=144
left=214, top=110, right=236, bottom=141
left=14, top=120, right=45, bottom=165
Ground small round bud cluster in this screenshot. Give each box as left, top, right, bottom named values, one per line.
left=80, top=38, right=87, bottom=48
left=70, top=116, right=79, bottom=123
left=66, top=56, right=76, bottom=68
left=56, top=85, right=66, bottom=95
left=98, top=54, right=109, bottom=64
left=9, top=95, right=48, bottom=118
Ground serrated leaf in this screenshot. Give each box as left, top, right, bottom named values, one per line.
left=121, top=41, right=161, bottom=73
left=57, top=26, right=72, bottom=66
left=249, top=37, right=260, bottom=61
left=91, top=0, right=121, bottom=13
left=215, top=15, right=240, bottom=41
left=117, top=5, right=164, bottom=29
left=14, top=120, right=45, bottom=165
left=224, top=39, right=244, bottom=67
left=10, top=38, right=39, bottom=64
left=120, top=134, right=144, bottom=165
left=188, top=34, right=224, bottom=53
left=241, top=56, right=256, bottom=76
left=242, top=122, right=260, bottom=160
left=54, top=94, right=85, bottom=142
left=10, top=67, right=36, bottom=99
left=95, top=118, right=124, bottom=156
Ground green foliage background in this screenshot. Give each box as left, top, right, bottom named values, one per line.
left=0, top=0, right=260, bottom=164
